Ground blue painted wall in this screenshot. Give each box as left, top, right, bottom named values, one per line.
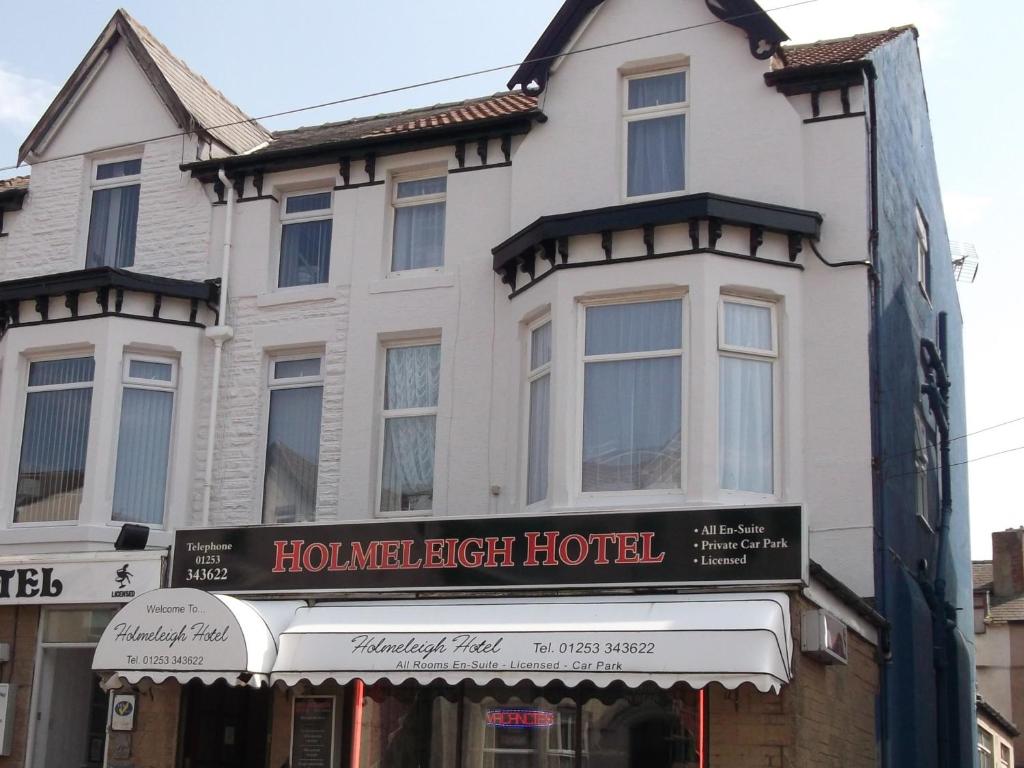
left=870, top=31, right=975, bottom=767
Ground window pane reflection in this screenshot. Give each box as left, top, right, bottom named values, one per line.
left=353, top=683, right=701, bottom=768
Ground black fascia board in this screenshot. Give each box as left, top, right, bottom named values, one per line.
left=0, top=187, right=28, bottom=212
left=0, top=266, right=218, bottom=304
left=182, top=114, right=542, bottom=181
left=492, top=192, right=822, bottom=271
left=765, top=60, right=876, bottom=95
left=508, top=0, right=603, bottom=91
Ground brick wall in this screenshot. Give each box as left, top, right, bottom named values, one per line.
left=106, top=681, right=182, bottom=768
left=0, top=607, right=39, bottom=768
left=190, top=293, right=350, bottom=527
left=709, top=596, right=880, bottom=767
left=0, top=137, right=211, bottom=283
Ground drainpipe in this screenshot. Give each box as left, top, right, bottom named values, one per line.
left=201, top=167, right=236, bottom=526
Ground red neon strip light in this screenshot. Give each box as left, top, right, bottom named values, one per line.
left=350, top=679, right=364, bottom=768
left=698, top=688, right=705, bottom=768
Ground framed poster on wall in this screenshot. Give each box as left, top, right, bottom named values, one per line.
left=291, top=696, right=335, bottom=768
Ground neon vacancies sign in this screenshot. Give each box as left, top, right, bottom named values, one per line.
left=172, top=506, right=804, bottom=594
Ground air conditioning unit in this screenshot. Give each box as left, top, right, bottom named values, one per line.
left=801, top=608, right=849, bottom=665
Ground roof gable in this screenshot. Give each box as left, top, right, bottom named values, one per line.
left=19, top=9, right=270, bottom=163
left=509, top=0, right=788, bottom=91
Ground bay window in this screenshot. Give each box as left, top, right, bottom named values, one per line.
left=279, top=191, right=333, bottom=288
left=391, top=175, right=446, bottom=272
left=624, top=70, right=687, bottom=197
left=15, top=356, right=95, bottom=523
left=86, top=158, right=141, bottom=268
left=979, top=728, right=994, bottom=768
left=112, top=356, right=176, bottom=525
left=526, top=320, right=552, bottom=505
left=380, top=343, right=440, bottom=513
left=582, top=299, right=683, bottom=493
left=718, top=298, right=776, bottom=494
left=263, top=355, right=324, bottom=523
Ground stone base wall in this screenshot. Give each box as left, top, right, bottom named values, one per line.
left=710, top=595, right=880, bottom=767
left=106, top=682, right=182, bottom=768
left=0, top=607, right=39, bottom=768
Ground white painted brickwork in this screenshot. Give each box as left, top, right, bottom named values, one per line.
left=0, top=138, right=210, bottom=282
left=189, top=294, right=350, bottom=527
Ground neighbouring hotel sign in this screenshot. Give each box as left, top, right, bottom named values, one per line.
left=0, top=552, right=163, bottom=605
left=172, top=506, right=805, bottom=593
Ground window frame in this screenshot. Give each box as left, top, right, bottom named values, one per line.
left=621, top=67, right=689, bottom=201
left=716, top=296, right=780, bottom=498
left=275, top=190, right=334, bottom=290
left=13, top=352, right=97, bottom=527
left=388, top=169, right=448, bottom=276
left=376, top=339, right=442, bottom=517
left=915, top=204, right=931, bottom=301
left=575, top=292, right=688, bottom=500
left=85, top=155, right=143, bottom=269
left=913, top=407, right=938, bottom=532
left=524, top=316, right=553, bottom=509
left=979, top=726, right=995, bottom=768
left=260, top=351, right=325, bottom=524
left=110, top=354, right=178, bottom=529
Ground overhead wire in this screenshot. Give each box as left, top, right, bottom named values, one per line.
left=0, top=0, right=819, bottom=175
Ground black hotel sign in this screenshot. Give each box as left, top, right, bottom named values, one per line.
left=171, top=506, right=804, bottom=594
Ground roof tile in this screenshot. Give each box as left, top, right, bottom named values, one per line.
left=259, top=92, right=539, bottom=156
left=0, top=176, right=30, bottom=191
left=118, top=10, right=271, bottom=153
left=774, top=26, right=916, bottom=70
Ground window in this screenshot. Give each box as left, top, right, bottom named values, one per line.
left=279, top=192, right=333, bottom=287
left=380, top=343, right=440, bottom=512
left=263, top=356, right=324, bottom=523
left=624, top=70, right=687, bottom=197
left=15, top=357, right=95, bottom=523
left=86, top=158, right=141, bottom=268
left=1000, top=744, right=1011, bottom=768
left=914, top=409, right=938, bottom=528
left=111, top=357, right=175, bottom=525
left=391, top=176, right=446, bottom=272
left=526, top=321, right=552, bottom=505
left=582, top=299, right=682, bottom=492
left=718, top=298, right=776, bottom=494
left=979, top=728, right=994, bottom=768
left=916, top=205, right=931, bottom=299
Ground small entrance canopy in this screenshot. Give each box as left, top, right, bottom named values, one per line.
left=272, top=593, right=793, bottom=693
left=93, top=587, right=302, bottom=688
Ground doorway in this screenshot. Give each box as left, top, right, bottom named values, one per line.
left=180, top=681, right=271, bottom=768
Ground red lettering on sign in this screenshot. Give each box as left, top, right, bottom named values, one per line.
left=457, top=538, right=485, bottom=568
left=524, top=531, right=560, bottom=567
left=301, top=542, right=330, bottom=572
left=484, top=537, right=516, bottom=567
left=558, top=533, right=589, bottom=566
left=638, top=532, right=666, bottom=564
left=424, top=539, right=446, bottom=568
left=272, top=540, right=304, bottom=573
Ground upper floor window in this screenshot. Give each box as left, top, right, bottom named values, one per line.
left=526, top=320, right=552, bottom=505
left=1000, top=744, right=1010, bottom=768
left=915, top=205, right=931, bottom=299
left=914, top=409, right=938, bottom=529
left=979, top=728, right=994, bottom=768
left=263, top=355, right=324, bottom=524
left=380, top=343, right=440, bottom=513
left=391, top=175, right=446, bottom=273
left=582, top=299, right=683, bottom=492
left=112, top=356, right=176, bottom=526
left=15, top=356, right=95, bottom=523
left=624, top=70, right=687, bottom=198
left=718, top=298, right=776, bottom=494
left=279, top=192, right=333, bottom=288
left=86, top=158, right=141, bottom=268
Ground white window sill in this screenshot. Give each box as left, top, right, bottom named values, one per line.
left=374, top=507, right=435, bottom=519
left=369, top=272, right=455, bottom=294
left=257, top=284, right=339, bottom=308
left=622, top=188, right=688, bottom=204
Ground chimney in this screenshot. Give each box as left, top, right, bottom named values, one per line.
left=992, top=528, right=1024, bottom=597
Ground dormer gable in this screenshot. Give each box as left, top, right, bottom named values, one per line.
left=19, top=8, right=270, bottom=163
left=509, top=0, right=788, bottom=91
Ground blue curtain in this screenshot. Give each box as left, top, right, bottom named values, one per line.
left=86, top=185, right=139, bottom=268
left=113, top=388, right=173, bottom=524
left=279, top=219, right=332, bottom=287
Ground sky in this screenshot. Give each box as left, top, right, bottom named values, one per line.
left=0, top=0, right=1020, bottom=558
